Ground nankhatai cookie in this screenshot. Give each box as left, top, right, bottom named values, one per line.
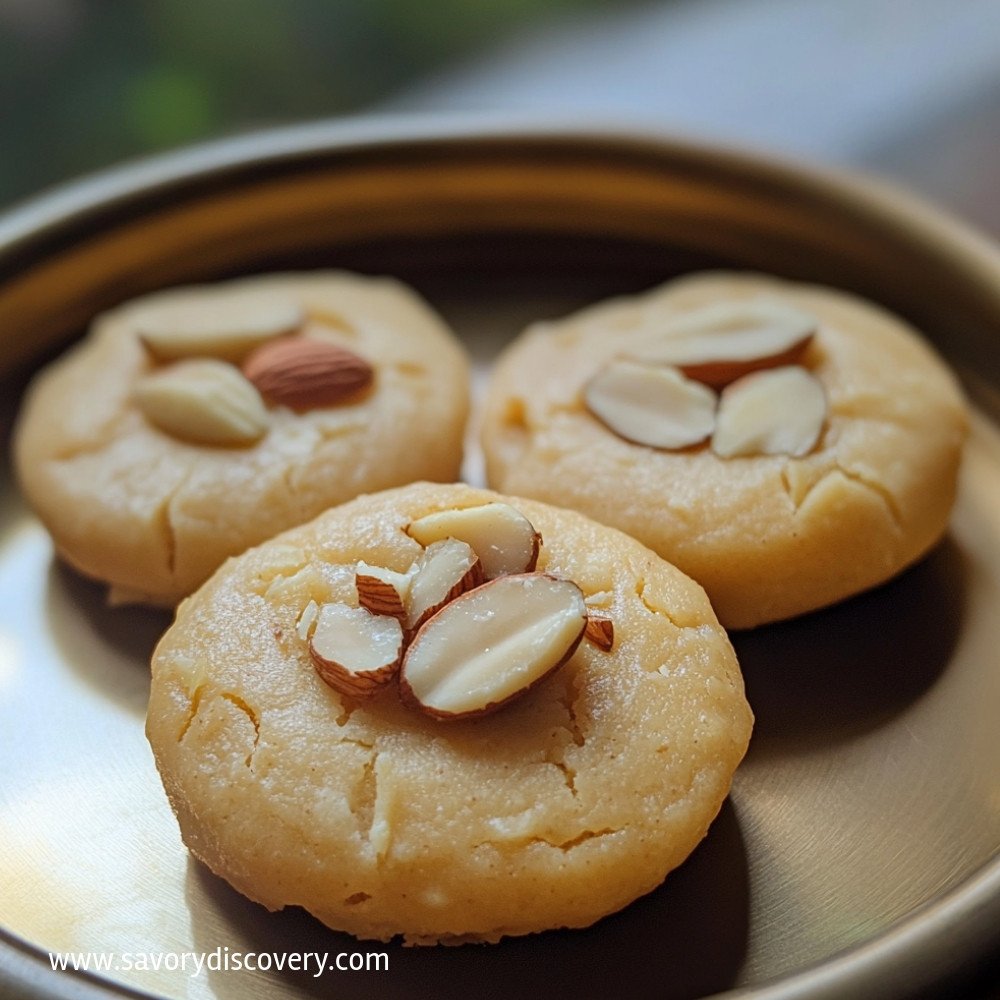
left=146, top=482, right=752, bottom=943
left=482, top=272, right=968, bottom=628
left=14, top=272, right=469, bottom=605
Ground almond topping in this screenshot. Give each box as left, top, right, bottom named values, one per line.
left=243, top=336, right=374, bottom=411
left=712, top=366, right=827, bottom=458
left=134, top=358, right=269, bottom=446
left=584, top=614, right=615, bottom=652
left=137, top=297, right=303, bottom=362
left=400, top=574, right=587, bottom=720
left=584, top=360, right=717, bottom=450
left=405, top=503, right=541, bottom=579
left=309, top=603, right=403, bottom=697
left=296, top=599, right=319, bottom=641
left=356, top=563, right=413, bottom=620
left=627, top=300, right=816, bottom=388
left=404, top=539, right=484, bottom=634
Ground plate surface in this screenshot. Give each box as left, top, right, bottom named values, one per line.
left=1, top=121, right=999, bottom=1000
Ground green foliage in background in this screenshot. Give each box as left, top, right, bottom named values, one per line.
left=0, top=0, right=604, bottom=206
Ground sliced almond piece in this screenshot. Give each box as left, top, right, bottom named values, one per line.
left=584, top=614, right=615, bottom=652
left=356, top=562, right=413, bottom=620
left=405, top=503, right=541, bottom=579
left=712, top=365, right=827, bottom=458
left=243, top=336, right=374, bottom=410
left=309, top=602, right=403, bottom=697
left=584, top=360, right=717, bottom=450
left=296, top=599, right=319, bottom=641
left=400, top=574, right=587, bottom=720
left=134, top=358, right=269, bottom=446
left=138, top=297, right=303, bottom=362
left=404, top=538, right=484, bottom=633
left=627, top=300, right=816, bottom=387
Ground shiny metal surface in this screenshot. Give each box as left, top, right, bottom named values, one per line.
left=0, top=121, right=999, bottom=1000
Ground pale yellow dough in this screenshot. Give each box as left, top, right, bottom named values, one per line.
left=482, top=273, right=968, bottom=628
left=146, top=482, right=752, bottom=943
left=14, top=272, right=470, bottom=605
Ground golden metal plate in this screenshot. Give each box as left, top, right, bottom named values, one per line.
left=1, top=122, right=998, bottom=999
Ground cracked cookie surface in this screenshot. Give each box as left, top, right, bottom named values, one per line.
left=482, top=272, right=968, bottom=628
left=14, top=272, right=469, bottom=606
left=146, top=482, right=752, bottom=943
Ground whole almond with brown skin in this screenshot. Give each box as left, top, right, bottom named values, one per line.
left=243, top=336, right=374, bottom=410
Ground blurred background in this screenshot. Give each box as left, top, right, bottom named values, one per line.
left=2, top=0, right=1000, bottom=237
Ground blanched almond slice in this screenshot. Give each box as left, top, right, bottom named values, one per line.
left=355, top=563, right=413, bottom=620
left=584, top=360, right=717, bottom=450
left=584, top=614, right=615, bottom=652
left=138, top=298, right=303, bottom=361
left=134, top=358, right=269, bottom=446
left=309, top=603, right=403, bottom=697
left=296, top=599, right=319, bottom=641
left=405, top=538, right=484, bottom=633
left=400, top=574, right=587, bottom=720
left=712, top=366, right=827, bottom=458
left=627, top=300, right=815, bottom=387
left=405, top=503, right=541, bottom=579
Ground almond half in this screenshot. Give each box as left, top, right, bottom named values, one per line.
left=134, top=358, right=269, bottom=446
left=138, top=297, right=304, bottom=362
left=355, top=562, right=413, bottom=621
left=405, top=503, right=541, bottom=579
left=309, top=602, right=403, bottom=697
left=626, top=300, right=816, bottom=388
left=404, top=538, right=484, bottom=634
left=712, top=365, right=827, bottom=458
left=584, top=360, right=717, bottom=450
left=243, top=336, right=374, bottom=410
left=400, top=574, right=588, bottom=720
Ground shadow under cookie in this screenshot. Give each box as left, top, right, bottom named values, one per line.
left=44, top=559, right=170, bottom=716
left=185, top=797, right=749, bottom=1000
left=734, top=536, right=966, bottom=759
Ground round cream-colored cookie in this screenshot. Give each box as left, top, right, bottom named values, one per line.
left=146, top=482, right=752, bottom=944
left=14, top=272, right=469, bottom=605
left=482, top=272, right=968, bottom=629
